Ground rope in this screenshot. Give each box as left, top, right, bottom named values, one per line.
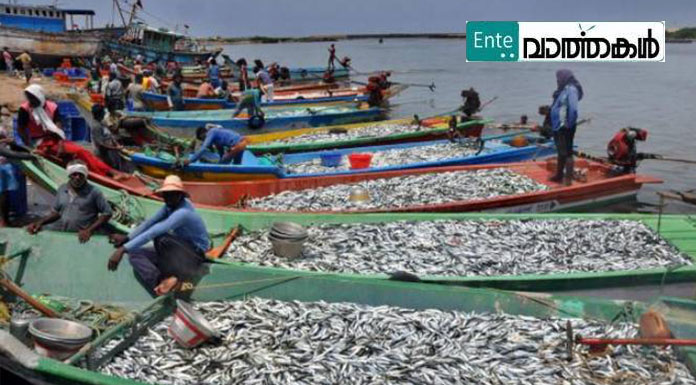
left=112, top=190, right=146, bottom=226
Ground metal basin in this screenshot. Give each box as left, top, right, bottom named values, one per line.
left=29, top=318, right=92, bottom=359
left=269, top=234, right=307, bottom=259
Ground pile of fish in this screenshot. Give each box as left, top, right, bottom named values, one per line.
left=264, top=106, right=359, bottom=118
left=227, top=219, right=691, bottom=276
left=101, top=298, right=695, bottom=385
left=248, top=168, right=549, bottom=211
left=269, top=123, right=420, bottom=145
left=285, top=142, right=486, bottom=174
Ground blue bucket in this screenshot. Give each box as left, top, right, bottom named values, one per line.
left=320, top=152, right=342, bottom=167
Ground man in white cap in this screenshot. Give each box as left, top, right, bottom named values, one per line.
left=16, top=84, right=64, bottom=147
left=26, top=160, right=112, bottom=242
left=107, top=175, right=210, bottom=296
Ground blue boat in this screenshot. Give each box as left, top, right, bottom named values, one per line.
left=129, top=134, right=556, bottom=181
left=140, top=91, right=368, bottom=111
left=105, top=22, right=221, bottom=64
left=128, top=105, right=386, bottom=134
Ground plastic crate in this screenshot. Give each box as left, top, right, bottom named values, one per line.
left=42, top=68, right=55, bottom=77
left=320, top=152, right=342, bottom=167
left=68, top=117, right=89, bottom=142
left=57, top=101, right=80, bottom=117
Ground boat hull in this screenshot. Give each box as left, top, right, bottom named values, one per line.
left=0, top=26, right=100, bottom=67
left=104, top=40, right=221, bottom=65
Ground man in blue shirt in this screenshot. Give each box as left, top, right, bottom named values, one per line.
left=107, top=175, right=210, bottom=296
left=166, top=72, right=185, bottom=111
left=183, top=125, right=249, bottom=165
left=207, top=58, right=221, bottom=89
left=549, top=69, right=583, bottom=185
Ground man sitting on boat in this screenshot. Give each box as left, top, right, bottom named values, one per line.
left=183, top=124, right=249, bottom=166
left=196, top=78, right=216, bottom=99
left=460, top=88, right=481, bottom=122
left=26, top=160, right=113, bottom=242
left=107, top=175, right=210, bottom=296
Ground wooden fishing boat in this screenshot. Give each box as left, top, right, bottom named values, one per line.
left=139, top=85, right=407, bottom=111
left=15, top=157, right=696, bottom=295
left=127, top=104, right=386, bottom=133
left=246, top=118, right=489, bottom=155
left=0, top=26, right=100, bottom=68
left=104, top=22, right=220, bottom=65
left=7, top=227, right=693, bottom=384
left=159, top=77, right=347, bottom=98
left=127, top=135, right=556, bottom=182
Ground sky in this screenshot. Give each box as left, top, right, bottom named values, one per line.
left=24, top=0, right=696, bottom=37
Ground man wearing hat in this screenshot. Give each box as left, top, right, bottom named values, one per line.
left=26, top=160, right=112, bottom=243
left=107, top=175, right=210, bottom=296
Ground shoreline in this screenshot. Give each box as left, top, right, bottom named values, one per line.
left=198, top=33, right=466, bottom=45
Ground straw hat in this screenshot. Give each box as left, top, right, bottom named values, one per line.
left=156, top=175, right=186, bottom=195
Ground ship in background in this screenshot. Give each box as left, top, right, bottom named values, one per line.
left=0, top=2, right=103, bottom=67
left=103, top=0, right=221, bottom=64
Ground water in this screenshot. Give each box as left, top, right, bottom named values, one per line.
left=224, top=39, right=696, bottom=214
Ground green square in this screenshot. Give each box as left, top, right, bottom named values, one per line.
left=466, top=21, right=519, bottom=62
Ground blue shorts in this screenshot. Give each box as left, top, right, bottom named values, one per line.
left=0, top=163, right=19, bottom=192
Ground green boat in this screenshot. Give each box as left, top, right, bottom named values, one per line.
left=16, top=158, right=696, bottom=294
left=245, top=119, right=493, bottom=155
left=1, top=230, right=696, bottom=384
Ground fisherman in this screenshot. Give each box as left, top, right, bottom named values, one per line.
left=104, top=71, right=125, bottom=113
left=107, top=175, right=210, bottom=296
left=327, top=44, right=337, bottom=71
left=236, top=58, right=250, bottom=91
left=16, top=50, right=32, bottom=84
left=142, top=69, right=160, bottom=93
left=268, top=63, right=280, bottom=82
left=536, top=105, right=553, bottom=139
left=338, top=56, right=352, bottom=70
left=2, top=47, right=13, bottom=74
left=607, top=127, right=648, bottom=174
left=26, top=160, right=112, bottom=242
left=278, top=66, right=291, bottom=85
left=207, top=58, right=221, bottom=88
left=126, top=73, right=145, bottom=111
left=19, top=85, right=128, bottom=180
left=0, top=127, right=34, bottom=227
left=183, top=125, right=249, bottom=166
left=91, top=104, right=130, bottom=172
left=232, top=84, right=264, bottom=120
left=214, top=80, right=230, bottom=100
left=87, top=69, right=103, bottom=94
left=460, top=88, right=481, bottom=122
left=167, top=72, right=185, bottom=111
left=196, top=78, right=216, bottom=99
left=255, top=66, right=274, bottom=102
left=549, top=69, right=583, bottom=185
left=365, top=72, right=391, bottom=107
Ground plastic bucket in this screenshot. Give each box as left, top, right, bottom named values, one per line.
left=168, top=300, right=218, bottom=349
left=320, top=152, right=342, bottom=167
left=348, top=153, right=373, bottom=169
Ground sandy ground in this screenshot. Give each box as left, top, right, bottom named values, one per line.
left=0, top=73, right=69, bottom=133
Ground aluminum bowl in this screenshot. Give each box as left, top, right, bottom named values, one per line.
left=269, top=234, right=307, bottom=259
left=29, top=318, right=93, bottom=351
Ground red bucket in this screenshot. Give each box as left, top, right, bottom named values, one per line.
left=348, top=153, right=373, bottom=169
left=168, top=300, right=218, bottom=349
left=90, top=93, right=105, bottom=105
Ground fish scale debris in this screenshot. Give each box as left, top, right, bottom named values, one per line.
left=227, top=219, right=691, bottom=276
left=100, top=298, right=696, bottom=385
left=269, top=123, right=420, bottom=144
left=285, top=141, right=487, bottom=174
left=248, top=168, right=549, bottom=211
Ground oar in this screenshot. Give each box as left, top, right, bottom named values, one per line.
left=641, top=154, right=696, bottom=165
left=348, top=79, right=436, bottom=92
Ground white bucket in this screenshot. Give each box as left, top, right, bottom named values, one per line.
left=168, top=300, right=218, bottom=348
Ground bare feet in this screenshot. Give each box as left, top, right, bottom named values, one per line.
left=154, top=276, right=179, bottom=296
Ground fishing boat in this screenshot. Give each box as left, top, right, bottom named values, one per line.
left=104, top=22, right=220, bottom=64
left=5, top=228, right=694, bottom=384
left=0, top=3, right=101, bottom=67
left=126, top=135, right=556, bottom=181
left=16, top=157, right=696, bottom=295
left=138, top=84, right=407, bottom=111
left=127, top=104, right=386, bottom=133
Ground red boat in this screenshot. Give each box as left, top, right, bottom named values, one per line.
left=58, top=158, right=660, bottom=213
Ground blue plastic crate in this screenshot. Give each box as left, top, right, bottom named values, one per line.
left=57, top=101, right=80, bottom=117
left=42, top=68, right=55, bottom=77
left=68, top=117, right=89, bottom=142
left=320, top=152, right=342, bottom=167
